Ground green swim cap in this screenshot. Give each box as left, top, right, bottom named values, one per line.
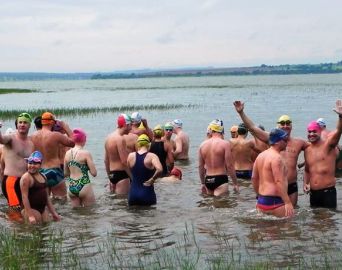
left=17, top=112, right=32, bottom=123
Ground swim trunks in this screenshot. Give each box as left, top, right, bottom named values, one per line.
left=287, top=182, right=298, bottom=195
left=256, top=195, right=285, bottom=211
left=310, top=186, right=336, bottom=208
left=1, top=175, right=22, bottom=209
left=108, top=170, right=130, bottom=185
left=205, top=175, right=228, bottom=191
left=235, top=170, right=252, bottom=180
left=40, top=167, right=64, bottom=187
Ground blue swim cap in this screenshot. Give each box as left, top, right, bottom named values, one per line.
left=269, top=128, right=288, bottom=145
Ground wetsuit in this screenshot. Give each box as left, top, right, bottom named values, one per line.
left=310, top=186, right=336, bottom=208
left=150, top=141, right=168, bottom=176
left=128, top=152, right=156, bottom=206
left=29, top=174, right=48, bottom=214
left=1, top=175, right=22, bottom=210
left=205, top=175, right=228, bottom=191
left=66, top=150, right=91, bottom=196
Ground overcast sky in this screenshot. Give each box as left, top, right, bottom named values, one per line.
left=1, top=0, right=342, bottom=72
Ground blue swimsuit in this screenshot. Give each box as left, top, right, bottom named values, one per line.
left=128, top=152, right=156, bottom=206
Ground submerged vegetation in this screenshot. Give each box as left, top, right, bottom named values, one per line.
left=0, top=104, right=195, bottom=120
left=0, top=88, right=36, bottom=94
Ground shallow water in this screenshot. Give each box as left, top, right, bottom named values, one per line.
left=0, top=74, right=342, bottom=267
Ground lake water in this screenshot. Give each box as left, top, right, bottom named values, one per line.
left=0, top=74, right=342, bottom=268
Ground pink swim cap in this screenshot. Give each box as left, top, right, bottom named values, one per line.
left=72, top=128, right=87, bottom=144
left=307, top=121, right=321, bottom=132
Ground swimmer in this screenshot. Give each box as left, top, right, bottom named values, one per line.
left=159, top=167, right=182, bottom=183
left=172, top=119, right=190, bottom=160
left=230, top=125, right=238, bottom=139
left=130, top=112, right=154, bottom=140
left=162, top=122, right=176, bottom=151
left=64, top=128, right=97, bottom=207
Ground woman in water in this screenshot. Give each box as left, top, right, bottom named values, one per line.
left=64, top=128, right=97, bottom=207
left=127, top=134, right=163, bottom=206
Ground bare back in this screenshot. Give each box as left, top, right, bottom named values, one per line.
left=174, top=130, right=189, bottom=160
left=230, top=137, right=256, bottom=170
left=105, top=130, right=129, bottom=171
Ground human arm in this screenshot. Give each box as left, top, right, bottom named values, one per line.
left=59, top=132, right=75, bottom=148
left=86, top=152, right=97, bottom=177
left=173, top=137, right=183, bottom=158
left=58, top=120, right=73, bottom=138
left=46, top=188, right=61, bottom=221
left=0, top=122, right=12, bottom=145
left=327, top=99, right=342, bottom=150
left=251, top=161, right=259, bottom=194
left=143, top=153, right=163, bottom=186
left=63, top=151, right=70, bottom=177
left=233, top=101, right=269, bottom=143
left=166, top=143, right=174, bottom=171
left=303, top=151, right=310, bottom=193
left=20, top=174, right=36, bottom=224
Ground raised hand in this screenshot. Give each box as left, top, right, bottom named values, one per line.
left=233, top=101, right=245, bottom=113
left=333, top=100, right=342, bottom=116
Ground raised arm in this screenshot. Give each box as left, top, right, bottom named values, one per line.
left=233, top=101, right=269, bottom=143
left=328, top=99, right=342, bottom=149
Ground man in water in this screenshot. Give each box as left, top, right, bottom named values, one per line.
left=130, top=112, right=153, bottom=140
left=0, top=113, right=34, bottom=213
left=162, top=122, right=176, bottom=151
left=31, top=112, right=75, bottom=199
left=230, top=123, right=259, bottom=179
left=230, top=125, right=238, bottom=139
left=316, top=118, right=331, bottom=140
left=198, top=119, right=238, bottom=196
left=172, top=119, right=190, bottom=160
left=233, top=101, right=308, bottom=206
left=252, top=128, right=294, bottom=218
left=304, top=100, right=342, bottom=208
left=105, top=114, right=132, bottom=194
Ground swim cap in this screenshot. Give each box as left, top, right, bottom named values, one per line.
left=230, top=125, right=238, bottom=132
left=117, top=114, right=131, bottom=128
left=172, top=119, right=183, bottom=128
left=41, top=112, right=56, bottom=126
left=269, top=128, right=288, bottom=145
left=137, top=134, right=150, bottom=147
left=17, top=112, right=32, bottom=123
left=209, top=119, right=224, bottom=133
left=72, top=128, right=87, bottom=144
left=237, top=123, right=247, bottom=135
left=25, top=151, right=43, bottom=163
left=34, top=116, right=42, bottom=129
left=170, top=167, right=182, bottom=180
left=131, top=112, right=142, bottom=124
left=316, top=118, right=326, bottom=128
left=307, top=121, right=321, bottom=132
left=153, top=125, right=164, bottom=138
left=277, top=115, right=291, bottom=123
left=164, top=122, right=174, bottom=131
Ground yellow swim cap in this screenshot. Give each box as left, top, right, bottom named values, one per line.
left=277, top=115, right=291, bottom=123
left=137, top=134, right=150, bottom=147
left=209, top=119, right=224, bottom=133
left=153, top=125, right=164, bottom=138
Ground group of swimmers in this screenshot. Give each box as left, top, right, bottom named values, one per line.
left=0, top=99, right=341, bottom=224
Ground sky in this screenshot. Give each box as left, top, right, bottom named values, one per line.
left=1, top=0, right=342, bottom=72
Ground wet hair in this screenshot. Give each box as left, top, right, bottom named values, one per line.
left=34, top=116, right=42, bottom=130
left=15, top=119, right=18, bottom=129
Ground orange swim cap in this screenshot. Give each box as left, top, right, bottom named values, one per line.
left=41, top=112, right=56, bottom=126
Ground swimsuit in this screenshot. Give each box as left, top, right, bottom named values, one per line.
left=235, top=170, right=252, bottom=180
left=40, top=167, right=64, bottom=187
left=256, top=195, right=285, bottom=211
left=66, top=150, right=91, bottom=196
left=336, top=148, right=342, bottom=176
left=1, top=175, right=22, bottom=209
left=204, top=175, right=228, bottom=191
left=150, top=141, right=168, bottom=176
left=108, top=170, right=130, bottom=185
left=310, top=186, right=336, bottom=208
left=287, top=182, right=298, bottom=195
left=128, top=152, right=156, bottom=206
left=29, top=174, right=48, bottom=214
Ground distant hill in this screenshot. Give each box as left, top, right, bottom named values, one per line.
left=1, top=60, right=342, bottom=81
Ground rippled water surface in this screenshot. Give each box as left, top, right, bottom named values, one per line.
left=1, top=74, right=342, bottom=268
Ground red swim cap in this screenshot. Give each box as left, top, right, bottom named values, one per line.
left=117, top=114, right=132, bottom=128
left=170, top=167, right=182, bottom=180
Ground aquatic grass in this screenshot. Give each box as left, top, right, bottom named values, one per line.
left=0, top=88, right=36, bottom=94
left=0, top=104, right=196, bottom=120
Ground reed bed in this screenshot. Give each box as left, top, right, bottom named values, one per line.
left=0, top=88, right=36, bottom=94
left=0, top=104, right=195, bottom=120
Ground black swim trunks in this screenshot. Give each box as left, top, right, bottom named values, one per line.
left=236, top=170, right=252, bottom=180
left=310, top=186, right=336, bottom=208
left=205, top=175, right=228, bottom=191
left=108, top=170, right=130, bottom=185
left=287, top=182, right=298, bottom=195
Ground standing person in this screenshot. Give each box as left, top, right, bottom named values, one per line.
left=104, top=113, right=132, bottom=194
left=172, top=119, right=190, bottom=161
left=230, top=123, right=260, bottom=179
left=20, top=151, right=61, bottom=224
left=130, top=112, right=154, bottom=140
left=64, top=128, right=97, bottom=207
left=198, top=119, right=238, bottom=196
left=230, top=125, right=238, bottom=139
left=252, top=128, right=294, bottom=218
left=150, top=125, right=174, bottom=176
left=316, top=118, right=331, bottom=140
left=233, top=101, right=308, bottom=206
left=31, top=112, right=75, bottom=199
left=127, top=134, right=163, bottom=206
left=162, top=122, right=176, bottom=151
left=0, top=113, right=34, bottom=213
left=304, top=101, right=342, bottom=208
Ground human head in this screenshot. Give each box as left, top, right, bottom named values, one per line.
left=277, top=115, right=292, bottom=134
left=163, top=122, right=174, bottom=138
left=16, top=112, right=32, bottom=134
left=41, top=112, right=56, bottom=126
left=131, top=112, right=142, bottom=125
left=170, top=167, right=182, bottom=180
left=316, top=118, right=326, bottom=129
left=25, top=151, right=43, bottom=164
left=209, top=119, right=224, bottom=134
left=72, top=128, right=87, bottom=144
left=237, top=123, right=248, bottom=136
left=172, top=119, right=183, bottom=129
left=307, top=121, right=321, bottom=143
left=153, top=125, right=164, bottom=139
left=117, top=113, right=132, bottom=131
left=269, top=128, right=288, bottom=147
left=137, top=134, right=150, bottom=148
left=230, top=125, right=238, bottom=138
left=34, top=116, right=42, bottom=130
left=17, top=112, right=32, bottom=124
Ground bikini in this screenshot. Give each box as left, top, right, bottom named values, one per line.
left=66, top=150, right=91, bottom=196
